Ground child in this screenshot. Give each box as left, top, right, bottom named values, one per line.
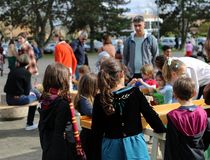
left=95, top=50, right=110, bottom=73
left=74, top=72, right=98, bottom=116
left=162, top=45, right=172, bottom=58
left=164, top=77, right=209, bottom=160
left=154, top=71, right=173, bottom=104
left=74, top=72, right=98, bottom=159
left=72, top=65, right=90, bottom=88
left=4, top=54, right=40, bottom=130
left=115, top=39, right=123, bottom=62
left=91, top=58, right=166, bottom=159
left=128, top=64, right=158, bottom=90
left=185, top=41, right=193, bottom=57
left=155, top=55, right=167, bottom=71
left=38, top=63, right=86, bottom=160
left=162, top=57, right=210, bottom=99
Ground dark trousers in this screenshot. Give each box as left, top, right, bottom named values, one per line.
left=80, top=128, right=93, bottom=160
left=197, top=85, right=206, bottom=99
left=26, top=105, right=37, bottom=125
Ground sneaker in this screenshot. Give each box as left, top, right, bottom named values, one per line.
left=25, top=124, right=38, bottom=131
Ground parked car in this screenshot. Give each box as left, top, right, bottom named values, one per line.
left=84, top=42, right=91, bottom=52
left=94, top=40, right=103, bottom=51
left=160, top=37, right=176, bottom=48
left=44, top=42, right=56, bottom=54
left=196, top=37, right=206, bottom=46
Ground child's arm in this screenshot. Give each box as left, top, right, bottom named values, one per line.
left=127, top=78, right=138, bottom=86
left=139, top=78, right=156, bottom=89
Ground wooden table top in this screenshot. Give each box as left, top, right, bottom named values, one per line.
left=80, top=99, right=210, bottom=129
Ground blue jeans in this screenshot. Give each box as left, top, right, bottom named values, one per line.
left=6, top=88, right=40, bottom=126
left=73, top=65, right=82, bottom=90
left=6, top=94, right=37, bottom=105
left=6, top=88, right=40, bottom=105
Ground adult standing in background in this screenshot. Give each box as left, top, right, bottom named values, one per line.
left=123, top=15, right=159, bottom=79
left=53, top=30, right=77, bottom=90
left=98, top=34, right=116, bottom=58
left=71, top=31, right=88, bottom=81
left=31, top=40, right=42, bottom=61
left=17, top=32, right=38, bottom=75
left=53, top=30, right=77, bottom=74
left=7, top=39, right=18, bottom=70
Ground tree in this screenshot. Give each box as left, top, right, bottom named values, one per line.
left=0, top=0, right=64, bottom=48
left=0, top=0, right=132, bottom=51
left=157, top=0, right=210, bottom=49
left=63, top=0, right=131, bottom=50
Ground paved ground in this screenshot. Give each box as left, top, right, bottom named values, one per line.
left=0, top=53, right=98, bottom=160
left=0, top=51, right=185, bottom=160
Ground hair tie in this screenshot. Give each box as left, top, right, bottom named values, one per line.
left=175, top=64, right=179, bottom=68
left=168, top=58, right=172, bottom=66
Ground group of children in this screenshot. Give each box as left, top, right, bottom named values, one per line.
left=34, top=54, right=210, bottom=160
left=3, top=31, right=210, bottom=159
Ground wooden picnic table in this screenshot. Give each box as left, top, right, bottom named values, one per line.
left=80, top=99, right=210, bottom=129
left=79, top=99, right=210, bottom=160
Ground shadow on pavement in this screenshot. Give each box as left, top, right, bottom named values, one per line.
left=0, top=148, right=42, bottom=160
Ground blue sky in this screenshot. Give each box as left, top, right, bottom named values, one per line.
left=125, top=0, right=157, bottom=15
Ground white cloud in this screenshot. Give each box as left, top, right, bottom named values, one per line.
left=125, top=0, right=157, bottom=15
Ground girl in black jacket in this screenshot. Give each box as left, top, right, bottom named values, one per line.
left=38, top=63, right=85, bottom=160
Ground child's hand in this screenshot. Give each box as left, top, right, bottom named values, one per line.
left=138, top=78, right=144, bottom=84
left=148, top=88, right=155, bottom=93
left=127, top=78, right=137, bottom=86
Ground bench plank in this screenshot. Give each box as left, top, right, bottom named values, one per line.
left=0, top=101, right=39, bottom=110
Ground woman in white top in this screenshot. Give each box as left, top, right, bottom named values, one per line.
left=162, top=57, right=210, bottom=99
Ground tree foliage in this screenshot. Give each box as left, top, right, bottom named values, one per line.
left=0, top=0, right=66, bottom=48
left=0, top=0, right=131, bottom=50
left=63, top=0, right=131, bottom=50
left=157, top=0, right=210, bottom=48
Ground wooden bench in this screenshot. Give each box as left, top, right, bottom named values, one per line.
left=0, top=90, right=78, bottom=120
left=80, top=99, right=210, bottom=160
left=0, top=101, right=39, bottom=120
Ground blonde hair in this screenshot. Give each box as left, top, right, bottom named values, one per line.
left=162, top=59, right=185, bottom=82
left=140, top=64, right=154, bottom=79
left=52, top=30, right=65, bottom=41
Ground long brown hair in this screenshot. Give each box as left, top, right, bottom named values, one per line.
left=98, top=58, right=123, bottom=115
left=42, top=63, right=70, bottom=93
left=74, top=73, right=98, bottom=110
